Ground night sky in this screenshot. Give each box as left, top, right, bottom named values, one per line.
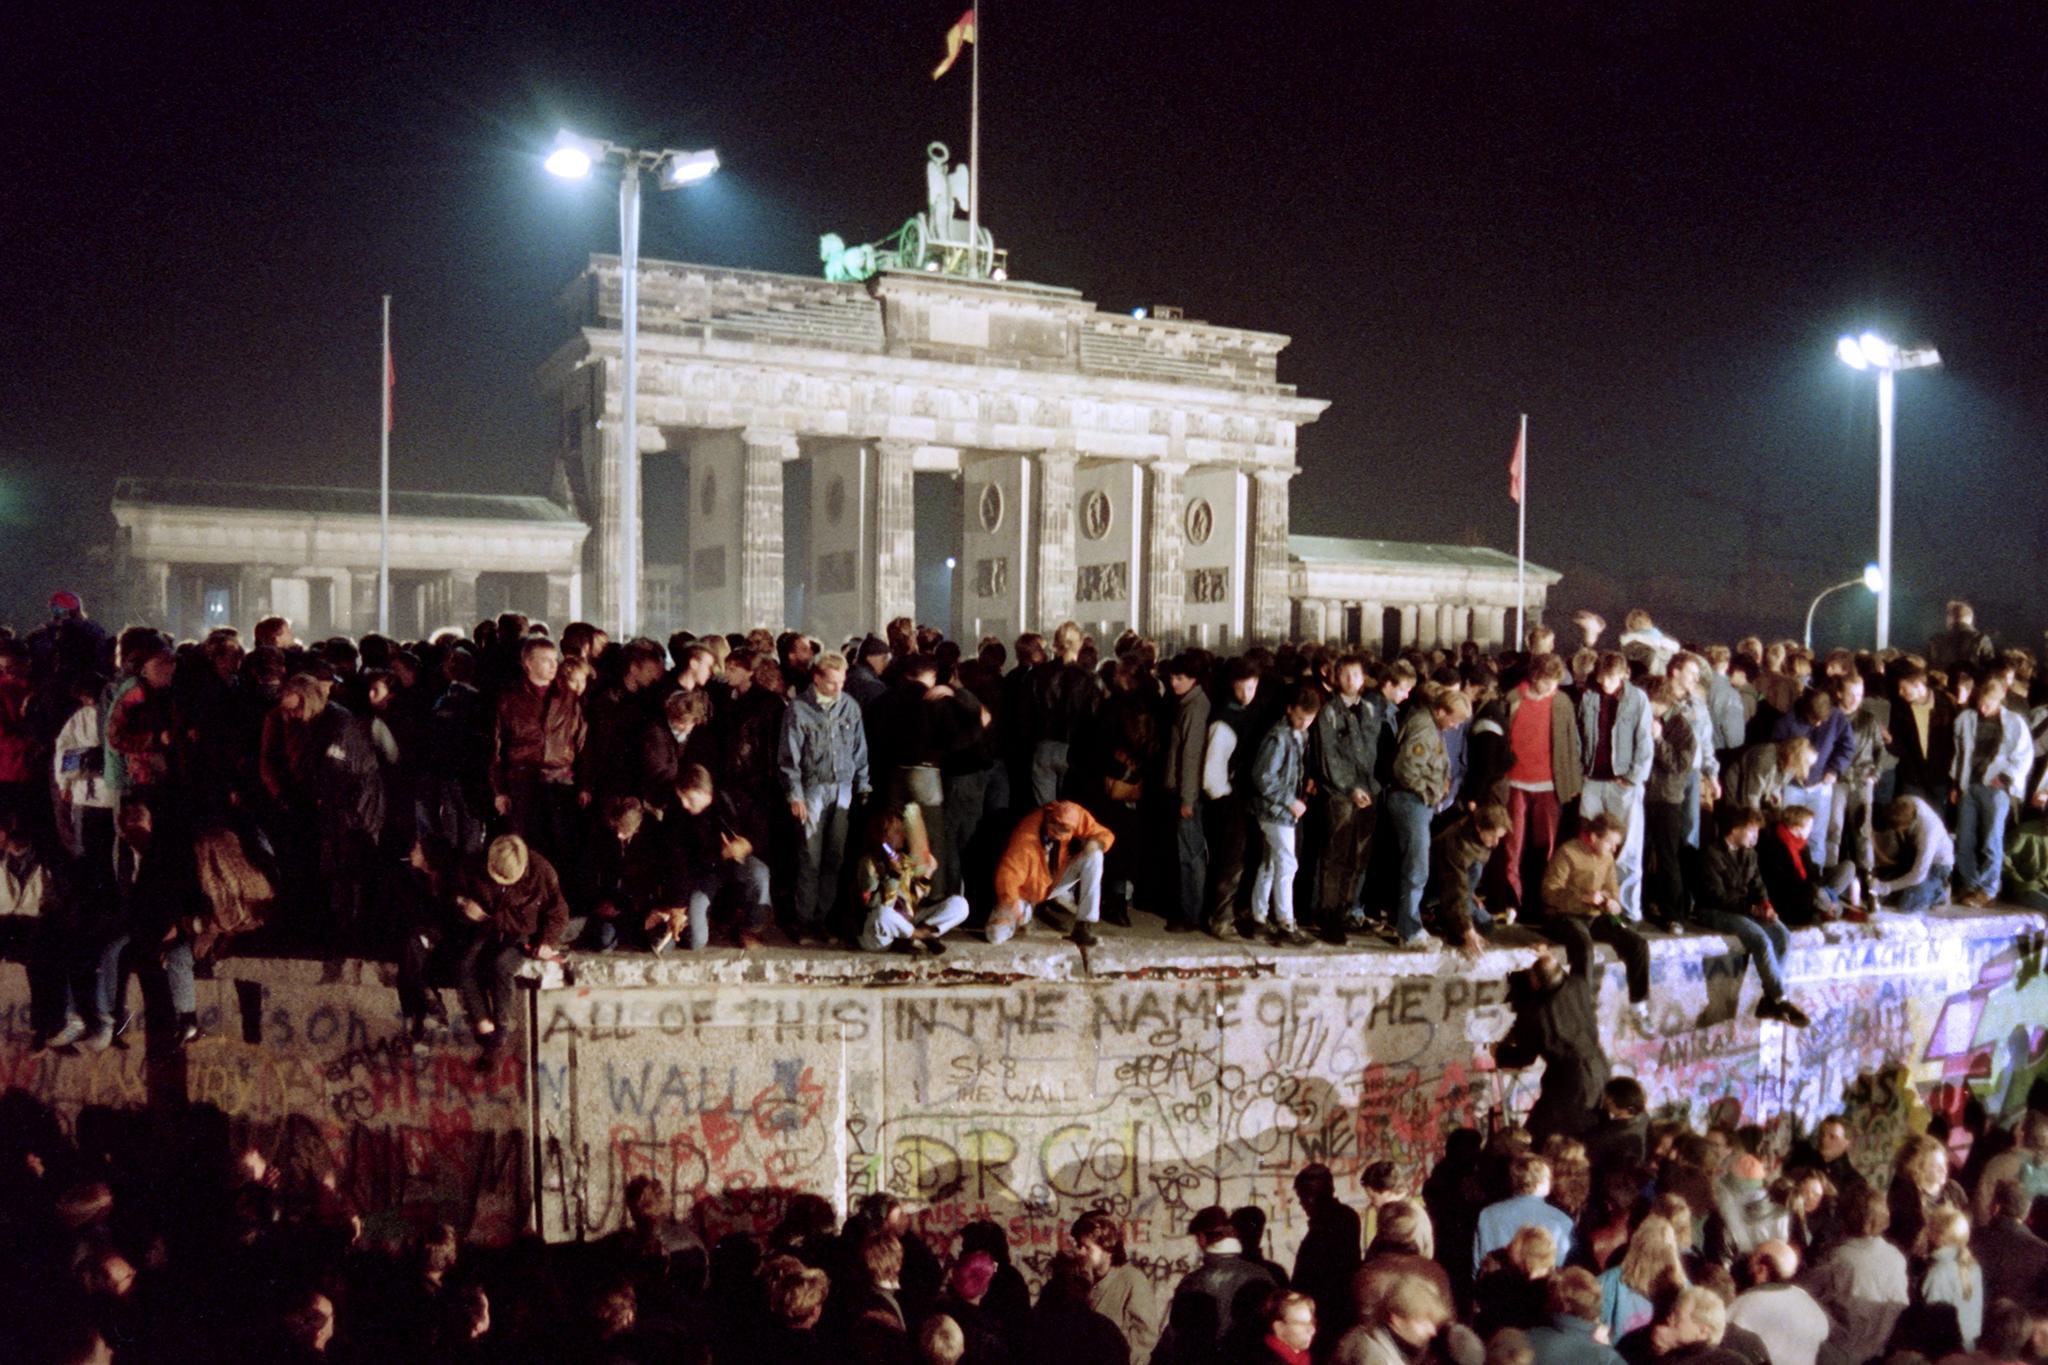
left=7, top=1, right=2045, bottom=647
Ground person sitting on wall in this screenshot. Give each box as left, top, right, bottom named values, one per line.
left=453, top=833, right=566, bottom=1052
left=853, top=804, right=967, bottom=956
left=1536, top=813, right=1653, bottom=1036
left=1869, top=795, right=1956, bottom=913
left=1686, top=804, right=1812, bottom=1028
left=988, top=799, right=1113, bottom=946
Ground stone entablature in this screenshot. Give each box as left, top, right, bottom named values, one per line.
left=544, top=256, right=1329, bottom=645
left=112, top=478, right=589, bottom=639
left=1289, top=535, right=1562, bottom=650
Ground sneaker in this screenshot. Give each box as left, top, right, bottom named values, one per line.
left=1070, top=922, right=1099, bottom=948
left=1204, top=918, right=1233, bottom=941
left=924, top=938, right=947, bottom=957
left=1398, top=931, right=1435, bottom=951
left=45, top=1017, right=88, bottom=1050
left=1629, top=1001, right=1655, bottom=1036
left=81, top=1023, right=115, bottom=1053
left=1281, top=926, right=1316, bottom=948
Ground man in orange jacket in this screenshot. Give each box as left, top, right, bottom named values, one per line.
left=990, top=799, right=1114, bottom=946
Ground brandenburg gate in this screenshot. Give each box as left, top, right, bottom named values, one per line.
left=540, top=259, right=1329, bottom=649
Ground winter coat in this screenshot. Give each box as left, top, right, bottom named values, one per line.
left=1164, top=685, right=1213, bottom=809
left=307, top=704, right=386, bottom=839
left=0, top=675, right=37, bottom=784
left=1648, top=706, right=1700, bottom=805
left=1691, top=840, right=1766, bottom=918
left=462, top=846, right=569, bottom=946
left=1392, top=709, right=1451, bottom=806
left=1031, top=659, right=1101, bottom=746
left=993, top=801, right=1115, bottom=907
left=1772, top=704, right=1853, bottom=784
left=490, top=680, right=585, bottom=795
left=1721, top=744, right=1791, bottom=814
left=1312, top=691, right=1378, bottom=798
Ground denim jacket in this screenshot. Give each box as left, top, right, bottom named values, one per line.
left=778, top=688, right=871, bottom=802
left=1250, top=723, right=1306, bottom=825
left=1578, top=683, right=1654, bottom=786
left=1952, top=706, right=2035, bottom=791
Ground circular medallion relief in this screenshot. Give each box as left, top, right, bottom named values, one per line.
left=699, top=470, right=717, bottom=517
left=1185, top=497, right=1214, bottom=546
left=1081, top=488, right=1112, bottom=541
left=977, top=481, right=1004, bottom=533
left=826, top=476, right=847, bottom=527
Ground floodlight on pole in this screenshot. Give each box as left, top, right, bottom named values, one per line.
left=545, top=129, right=720, bottom=637
left=1803, top=563, right=1884, bottom=651
left=1835, top=330, right=1939, bottom=651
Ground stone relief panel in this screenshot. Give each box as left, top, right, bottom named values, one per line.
left=1077, top=562, right=1128, bottom=604
left=1188, top=567, right=1228, bottom=604
left=974, top=557, right=1009, bottom=600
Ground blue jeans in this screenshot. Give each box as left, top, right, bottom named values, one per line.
left=1887, top=863, right=1953, bottom=913
left=1692, top=907, right=1791, bottom=1001
left=1250, top=820, right=1299, bottom=928
left=1781, top=782, right=1835, bottom=869
left=1579, top=780, right=1645, bottom=919
left=681, top=856, right=774, bottom=942
left=1172, top=807, right=1208, bottom=929
left=1955, top=785, right=2010, bottom=896
left=1385, top=790, right=1433, bottom=939
left=1029, top=741, right=1070, bottom=807
left=794, top=785, right=855, bottom=930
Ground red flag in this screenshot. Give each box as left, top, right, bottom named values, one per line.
left=932, top=8, right=976, bottom=79
left=384, top=341, right=395, bottom=433
left=1507, top=421, right=1524, bottom=504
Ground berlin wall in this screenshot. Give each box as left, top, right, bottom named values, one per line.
left=2, top=909, right=2043, bottom=1288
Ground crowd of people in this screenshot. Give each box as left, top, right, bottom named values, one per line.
left=0, top=593, right=2046, bottom=1362
left=1, top=593, right=2045, bottom=1057
left=4, top=1058, right=2046, bottom=1363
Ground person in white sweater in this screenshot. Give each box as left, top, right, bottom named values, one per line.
left=1728, top=1241, right=1829, bottom=1365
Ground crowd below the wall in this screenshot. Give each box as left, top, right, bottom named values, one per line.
left=3, top=1063, right=2047, bottom=1363
left=0, top=593, right=2044, bottom=1061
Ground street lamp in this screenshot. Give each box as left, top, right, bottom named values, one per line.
left=1804, top=563, right=1884, bottom=650
left=1836, top=330, right=1940, bottom=650
left=547, top=129, right=719, bottom=637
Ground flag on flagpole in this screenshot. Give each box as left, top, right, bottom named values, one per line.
left=1507, top=420, right=1524, bottom=503
left=932, top=8, right=976, bottom=79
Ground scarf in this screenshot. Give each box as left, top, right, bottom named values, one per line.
left=1261, top=1337, right=1311, bottom=1365
left=1772, top=823, right=1810, bottom=881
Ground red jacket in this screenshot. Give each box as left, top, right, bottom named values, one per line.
left=0, top=677, right=35, bottom=784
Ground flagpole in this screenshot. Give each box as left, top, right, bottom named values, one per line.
left=379, top=294, right=391, bottom=635
left=968, top=1, right=981, bottom=277
left=1515, top=411, right=1528, bottom=649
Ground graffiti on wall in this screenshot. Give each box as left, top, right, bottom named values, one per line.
left=0, top=976, right=529, bottom=1245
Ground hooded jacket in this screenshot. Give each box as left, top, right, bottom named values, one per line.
left=993, top=801, right=1114, bottom=907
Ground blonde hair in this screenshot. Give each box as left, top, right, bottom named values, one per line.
left=1507, top=1224, right=1557, bottom=1277
left=1918, top=1207, right=1975, bottom=1290
left=1776, top=736, right=1816, bottom=775
left=1618, top=1214, right=1689, bottom=1300
left=1052, top=621, right=1083, bottom=658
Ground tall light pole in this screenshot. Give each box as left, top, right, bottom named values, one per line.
left=1835, top=331, right=1939, bottom=650
left=1803, top=563, right=1884, bottom=651
left=547, top=131, right=719, bottom=637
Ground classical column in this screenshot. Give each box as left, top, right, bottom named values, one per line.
left=1143, top=460, right=1188, bottom=644
left=1034, top=449, right=1078, bottom=628
left=1401, top=604, right=1421, bottom=650
left=1300, top=599, right=1326, bottom=643
left=1438, top=603, right=1460, bottom=647
left=546, top=573, right=575, bottom=623
left=586, top=416, right=628, bottom=631
left=875, top=440, right=918, bottom=628
left=739, top=427, right=792, bottom=629
left=1249, top=467, right=1293, bottom=643
left=447, top=570, right=480, bottom=632
left=141, top=561, right=170, bottom=626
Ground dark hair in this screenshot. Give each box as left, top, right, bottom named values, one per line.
left=1603, top=1077, right=1647, bottom=1117
left=1070, top=1210, right=1127, bottom=1265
